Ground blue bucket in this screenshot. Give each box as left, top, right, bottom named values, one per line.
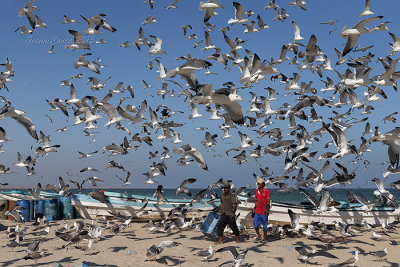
left=16, top=200, right=30, bottom=222
left=59, top=196, right=74, bottom=219
left=44, top=199, right=60, bottom=221
left=29, top=200, right=34, bottom=221
left=200, top=212, right=221, bottom=240
left=34, top=200, right=46, bottom=219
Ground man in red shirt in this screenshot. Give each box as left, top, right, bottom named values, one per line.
left=253, top=177, right=270, bottom=243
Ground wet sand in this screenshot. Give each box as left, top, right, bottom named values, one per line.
left=0, top=219, right=399, bottom=266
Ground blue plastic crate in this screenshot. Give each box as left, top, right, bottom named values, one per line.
left=200, top=212, right=220, bottom=240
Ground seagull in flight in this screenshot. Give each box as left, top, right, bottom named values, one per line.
left=176, top=178, right=197, bottom=196
left=228, top=2, right=249, bottom=25
left=211, top=88, right=244, bottom=125
left=341, top=16, right=383, bottom=56
left=173, top=144, right=208, bottom=170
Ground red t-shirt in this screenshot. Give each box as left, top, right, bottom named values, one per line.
left=255, top=187, right=270, bottom=215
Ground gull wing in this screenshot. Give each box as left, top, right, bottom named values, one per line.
left=288, top=209, right=300, bottom=229
left=299, top=188, right=319, bottom=208
left=216, top=246, right=239, bottom=259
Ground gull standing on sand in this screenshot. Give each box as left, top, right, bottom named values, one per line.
left=336, top=250, right=359, bottom=266
left=195, top=245, right=214, bottom=262
left=369, top=248, right=388, bottom=261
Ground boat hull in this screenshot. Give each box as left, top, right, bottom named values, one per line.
left=2, top=190, right=398, bottom=226
left=71, top=194, right=218, bottom=221
left=238, top=201, right=399, bottom=226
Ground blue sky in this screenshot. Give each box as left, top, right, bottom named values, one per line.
left=0, top=0, right=399, bottom=190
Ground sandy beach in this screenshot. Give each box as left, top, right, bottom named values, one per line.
left=1, top=218, right=399, bottom=267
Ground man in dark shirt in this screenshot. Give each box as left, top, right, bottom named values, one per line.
left=215, top=182, right=240, bottom=244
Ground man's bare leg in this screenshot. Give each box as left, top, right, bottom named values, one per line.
left=255, top=228, right=261, bottom=240
left=215, top=236, right=223, bottom=245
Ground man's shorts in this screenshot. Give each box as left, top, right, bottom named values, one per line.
left=253, top=213, right=268, bottom=231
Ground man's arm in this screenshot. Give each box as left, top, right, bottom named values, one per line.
left=265, top=198, right=271, bottom=215
left=232, top=194, right=237, bottom=213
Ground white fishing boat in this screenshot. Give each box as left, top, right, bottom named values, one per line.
left=71, top=191, right=219, bottom=221
left=238, top=200, right=399, bottom=226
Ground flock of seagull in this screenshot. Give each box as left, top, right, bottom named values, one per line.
left=1, top=0, right=400, bottom=265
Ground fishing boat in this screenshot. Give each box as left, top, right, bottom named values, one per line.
left=71, top=191, right=219, bottom=221
left=70, top=192, right=400, bottom=225
left=238, top=200, right=400, bottom=227
left=1, top=190, right=399, bottom=225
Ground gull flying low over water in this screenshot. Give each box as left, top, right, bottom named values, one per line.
left=299, top=188, right=337, bottom=214
left=87, top=191, right=109, bottom=203
left=346, top=190, right=376, bottom=211
left=315, top=163, right=356, bottom=192
left=176, top=178, right=197, bottom=196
